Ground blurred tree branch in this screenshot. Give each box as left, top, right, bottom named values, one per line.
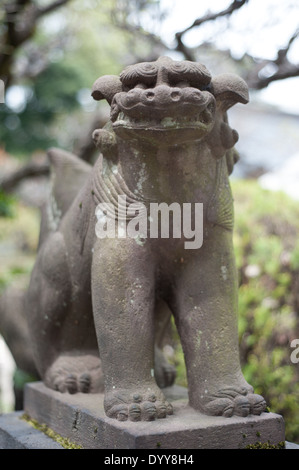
left=174, top=0, right=249, bottom=61
left=0, top=112, right=107, bottom=193
left=110, top=0, right=168, bottom=62
left=0, top=159, right=50, bottom=192
left=37, top=0, right=71, bottom=17
left=0, top=0, right=71, bottom=86
left=245, top=28, right=299, bottom=89
left=172, top=0, right=299, bottom=90
left=111, top=0, right=299, bottom=90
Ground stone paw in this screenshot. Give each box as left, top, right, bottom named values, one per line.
left=44, top=353, right=104, bottom=394
left=161, top=362, right=177, bottom=388
left=201, top=388, right=266, bottom=418
left=154, top=346, right=176, bottom=389
left=104, top=388, right=173, bottom=422
left=155, top=362, right=176, bottom=389
left=247, top=393, right=267, bottom=415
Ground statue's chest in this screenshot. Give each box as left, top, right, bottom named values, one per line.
left=91, top=150, right=233, bottom=232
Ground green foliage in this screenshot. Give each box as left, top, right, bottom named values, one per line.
left=290, top=240, right=299, bottom=270
left=14, top=368, right=38, bottom=391
left=233, top=180, right=299, bottom=443
left=0, top=191, right=16, bottom=218
left=0, top=61, right=86, bottom=154
left=0, top=201, right=39, bottom=292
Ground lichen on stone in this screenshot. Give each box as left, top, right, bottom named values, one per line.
left=21, top=413, right=82, bottom=449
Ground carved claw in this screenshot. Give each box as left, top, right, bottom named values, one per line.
left=104, top=390, right=173, bottom=422
left=204, top=398, right=234, bottom=417
left=247, top=394, right=267, bottom=415
left=45, top=354, right=104, bottom=394
left=107, top=404, right=129, bottom=421
left=141, top=402, right=157, bottom=421
left=201, top=388, right=265, bottom=418
left=53, top=372, right=91, bottom=394
left=79, top=373, right=91, bottom=393
left=233, top=396, right=251, bottom=417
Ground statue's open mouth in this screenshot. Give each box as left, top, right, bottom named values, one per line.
left=113, top=107, right=214, bottom=132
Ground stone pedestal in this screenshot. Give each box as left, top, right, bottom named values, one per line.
left=0, top=411, right=64, bottom=449
left=21, top=382, right=285, bottom=449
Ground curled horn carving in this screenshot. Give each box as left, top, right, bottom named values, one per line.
left=91, top=75, right=123, bottom=104
left=211, top=73, right=249, bottom=111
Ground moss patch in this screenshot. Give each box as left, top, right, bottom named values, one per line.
left=21, top=413, right=82, bottom=449
left=246, top=441, right=285, bottom=449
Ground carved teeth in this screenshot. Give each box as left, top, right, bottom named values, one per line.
left=117, top=112, right=126, bottom=121
left=115, top=111, right=212, bottom=127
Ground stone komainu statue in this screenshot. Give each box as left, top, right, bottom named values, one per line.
left=25, top=57, right=266, bottom=421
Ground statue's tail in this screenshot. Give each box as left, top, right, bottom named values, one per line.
left=39, top=148, right=92, bottom=246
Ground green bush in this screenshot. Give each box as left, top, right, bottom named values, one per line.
left=0, top=191, right=16, bottom=218
left=233, top=179, right=299, bottom=444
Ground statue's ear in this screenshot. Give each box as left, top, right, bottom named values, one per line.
left=91, top=75, right=123, bottom=104
left=211, top=73, right=249, bottom=111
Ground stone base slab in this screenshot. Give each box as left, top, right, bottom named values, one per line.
left=21, top=382, right=286, bottom=449
left=0, top=411, right=63, bottom=449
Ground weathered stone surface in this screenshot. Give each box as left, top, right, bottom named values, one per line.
left=22, top=56, right=268, bottom=425
left=23, top=382, right=285, bottom=449
left=0, top=411, right=63, bottom=449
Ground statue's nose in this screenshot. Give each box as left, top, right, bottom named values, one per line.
left=142, top=86, right=183, bottom=105
left=144, top=90, right=155, bottom=101
left=169, top=89, right=182, bottom=101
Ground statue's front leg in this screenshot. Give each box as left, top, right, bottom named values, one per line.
left=91, top=237, right=173, bottom=421
left=171, top=227, right=266, bottom=418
